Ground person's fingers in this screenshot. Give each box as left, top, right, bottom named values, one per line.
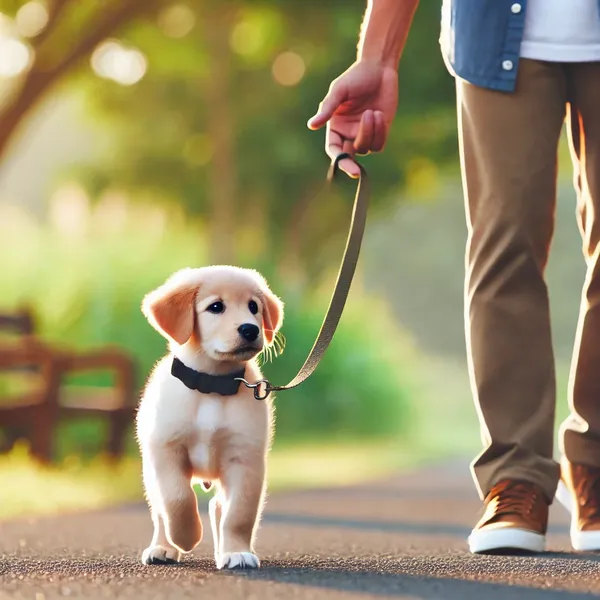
left=342, top=139, right=355, bottom=155
left=326, top=128, right=359, bottom=178
left=325, top=126, right=344, bottom=160
left=339, top=158, right=360, bottom=178
left=371, top=110, right=387, bottom=153
left=307, top=83, right=347, bottom=130
left=339, top=140, right=360, bottom=178
left=326, top=124, right=360, bottom=179
left=353, top=110, right=374, bottom=156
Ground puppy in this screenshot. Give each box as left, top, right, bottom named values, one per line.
left=136, top=265, right=283, bottom=570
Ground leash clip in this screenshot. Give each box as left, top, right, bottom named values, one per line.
left=235, top=377, right=273, bottom=401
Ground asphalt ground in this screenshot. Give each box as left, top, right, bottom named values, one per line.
left=2, top=461, right=600, bottom=599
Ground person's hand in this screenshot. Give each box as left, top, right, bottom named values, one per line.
left=307, top=60, right=398, bottom=178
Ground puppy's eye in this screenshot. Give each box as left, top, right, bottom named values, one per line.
left=207, top=301, right=224, bottom=314
left=248, top=300, right=258, bottom=315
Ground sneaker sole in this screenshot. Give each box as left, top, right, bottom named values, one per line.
left=556, top=479, right=600, bottom=552
left=468, top=527, right=546, bottom=554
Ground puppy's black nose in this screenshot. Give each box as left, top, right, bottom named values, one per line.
left=238, top=323, right=260, bottom=343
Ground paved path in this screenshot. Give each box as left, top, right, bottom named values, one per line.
left=1, top=461, right=600, bottom=599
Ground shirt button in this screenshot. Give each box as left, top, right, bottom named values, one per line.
left=502, top=60, right=514, bottom=71
left=511, top=3, right=522, bottom=13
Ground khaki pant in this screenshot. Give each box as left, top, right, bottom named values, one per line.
left=459, top=59, right=600, bottom=502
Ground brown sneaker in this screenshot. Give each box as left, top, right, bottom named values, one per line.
left=468, top=479, right=548, bottom=554
left=556, top=459, right=600, bottom=551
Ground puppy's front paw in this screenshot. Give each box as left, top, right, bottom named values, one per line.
left=218, top=551, right=260, bottom=570
left=142, top=545, right=181, bottom=565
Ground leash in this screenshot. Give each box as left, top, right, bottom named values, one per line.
left=236, top=152, right=370, bottom=400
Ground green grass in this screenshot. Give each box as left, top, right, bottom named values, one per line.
left=0, top=443, right=143, bottom=521
left=0, top=438, right=419, bottom=521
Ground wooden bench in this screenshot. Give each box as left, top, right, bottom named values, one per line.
left=0, top=307, right=138, bottom=463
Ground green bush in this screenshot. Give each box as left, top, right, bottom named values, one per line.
left=260, top=283, right=416, bottom=442
left=0, top=199, right=416, bottom=454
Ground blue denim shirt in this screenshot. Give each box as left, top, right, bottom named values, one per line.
left=440, top=0, right=600, bottom=92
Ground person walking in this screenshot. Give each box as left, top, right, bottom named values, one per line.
left=308, top=0, right=600, bottom=554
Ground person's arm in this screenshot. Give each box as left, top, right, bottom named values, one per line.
left=308, top=0, right=420, bottom=177
left=358, top=0, right=420, bottom=68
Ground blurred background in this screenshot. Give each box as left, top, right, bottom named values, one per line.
left=0, top=0, right=586, bottom=518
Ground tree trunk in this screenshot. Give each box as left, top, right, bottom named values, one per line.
left=0, top=72, right=57, bottom=161
left=0, top=0, right=156, bottom=167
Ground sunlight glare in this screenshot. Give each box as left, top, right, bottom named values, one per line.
left=272, top=51, right=305, bottom=86
left=158, top=4, right=196, bottom=38
left=48, top=183, right=90, bottom=239
left=91, top=40, right=147, bottom=86
left=230, top=20, right=262, bottom=56
left=16, top=2, right=49, bottom=38
left=93, top=190, right=129, bottom=235
left=0, top=35, right=32, bottom=77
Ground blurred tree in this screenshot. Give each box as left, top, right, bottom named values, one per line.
left=1, top=1, right=456, bottom=281
left=0, top=0, right=159, bottom=161
left=77, top=1, right=456, bottom=279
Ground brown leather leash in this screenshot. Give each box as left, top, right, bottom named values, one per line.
left=236, top=152, right=370, bottom=400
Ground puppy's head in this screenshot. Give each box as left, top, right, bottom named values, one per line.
left=142, top=266, right=283, bottom=362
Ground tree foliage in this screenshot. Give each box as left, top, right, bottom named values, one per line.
left=0, top=0, right=159, bottom=159
left=2, top=1, right=457, bottom=277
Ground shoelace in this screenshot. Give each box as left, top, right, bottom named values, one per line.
left=575, top=465, right=600, bottom=518
left=492, top=480, right=542, bottom=516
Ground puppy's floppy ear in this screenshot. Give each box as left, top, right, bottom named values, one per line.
left=142, top=270, right=199, bottom=345
left=260, top=286, right=284, bottom=346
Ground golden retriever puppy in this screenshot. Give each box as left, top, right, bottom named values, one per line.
left=136, top=265, right=283, bottom=570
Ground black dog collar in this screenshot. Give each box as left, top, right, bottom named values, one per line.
left=171, top=357, right=246, bottom=396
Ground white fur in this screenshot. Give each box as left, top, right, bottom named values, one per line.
left=218, top=552, right=261, bottom=570
left=137, top=266, right=282, bottom=570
